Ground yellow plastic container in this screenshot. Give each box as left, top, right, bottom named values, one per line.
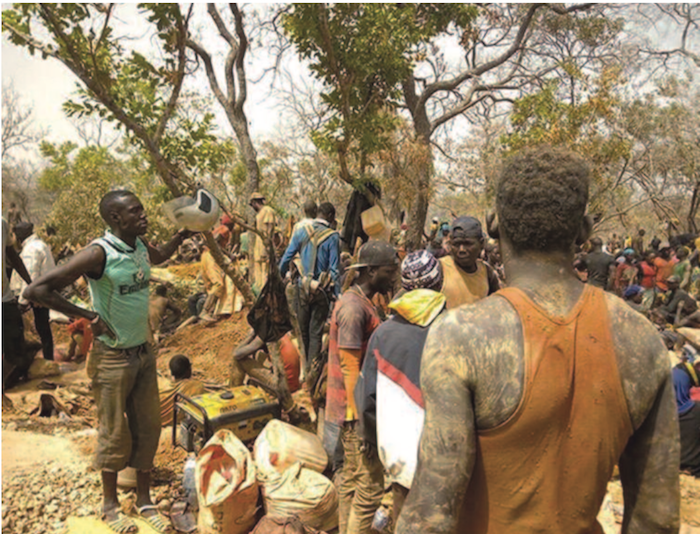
left=361, top=206, right=387, bottom=237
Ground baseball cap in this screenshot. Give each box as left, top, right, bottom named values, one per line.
left=350, top=241, right=399, bottom=269
left=450, top=216, right=483, bottom=239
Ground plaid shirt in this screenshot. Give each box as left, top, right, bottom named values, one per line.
left=325, top=288, right=381, bottom=427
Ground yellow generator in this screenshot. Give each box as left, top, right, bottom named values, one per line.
left=172, top=385, right=280, bottom=452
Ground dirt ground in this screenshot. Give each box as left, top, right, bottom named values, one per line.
left=3, top=305, right=700, bottom=533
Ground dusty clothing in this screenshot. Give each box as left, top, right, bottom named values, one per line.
left=337, top=422, right=384, bottom=534
left=439, top=256, right=489, bottom=309
left=201, top=250, right=242, bottom=316
left=639, top=261, right=656, bottom=289
left=654, top=257, right=675, bottom=291
left=356, top=289, right=445, bottom=490
left=231, top=333, right=301, bottom=394
left=91, top=341, right=161, bottom=472
left=158, top=377, right=206, bottom=427
left=461, top=285, right=633, bottom=533
left=253, top=205, right=278, bottom=292
left=325, top=289, right=381, bottom=430
left=584, top=251, right=614, bottom=289
left=201, top=248, right=226, bottom=299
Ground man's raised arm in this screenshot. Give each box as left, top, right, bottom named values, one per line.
left=396, top=317, right=474, bottom=534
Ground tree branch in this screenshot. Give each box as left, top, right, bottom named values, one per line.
left=419, top=4, right=541, bottom=106
left=154, top=5, right=189, bottom=144
left=230, top=3, right=249, bottom=112
left=186, top=38, right=229, bottom=110
left=207, top=4, right=238, bottom=106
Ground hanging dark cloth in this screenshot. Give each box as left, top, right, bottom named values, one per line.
left=340, top=182, right=381, bottom=251
left=247, top=243, right=292, bottom=343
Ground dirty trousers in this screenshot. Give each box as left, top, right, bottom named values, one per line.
left=337, top=422, right=384, bottom=534
left=230, top=352, right=278, bottom=394
left=91, top=341, right=161, bottom=472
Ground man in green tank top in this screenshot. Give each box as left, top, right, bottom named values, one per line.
left=25, top=191, right=191, bottom=534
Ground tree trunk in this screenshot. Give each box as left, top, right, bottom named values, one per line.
left=405, top=132, right=432, bottom=251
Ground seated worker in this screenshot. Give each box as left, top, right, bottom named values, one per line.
left=356, top=249, right=446, bottom=524
left=231, top=329, right=301, bottom=396
left=66, top=317, right=93, bottom=362
left=679, top=309, right=700, bottom=329
left=158, top=355, right=206, bottom=427
left=622, top=285, right=646, bottom=314
left=661, top=275, right=698, bottom=326
left=148, top=284, right=181, bottom=344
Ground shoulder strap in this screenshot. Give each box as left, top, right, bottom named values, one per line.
left=303, top=227, right=337, bottom=277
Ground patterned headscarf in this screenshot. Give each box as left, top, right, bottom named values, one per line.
left=401, top=250, right=443, bottom=291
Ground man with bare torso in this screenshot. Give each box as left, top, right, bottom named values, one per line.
left=397, top=146, right=680, bottom=534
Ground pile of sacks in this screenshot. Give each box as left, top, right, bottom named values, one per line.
left=195, top=420, right=338, bottom=534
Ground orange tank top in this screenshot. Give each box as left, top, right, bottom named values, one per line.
left=460, top=284, right=633, bottom=534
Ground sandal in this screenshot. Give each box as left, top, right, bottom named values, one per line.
left=102, top=510, right=138, bottom=534
left=137, top=505, right=173, bottom=534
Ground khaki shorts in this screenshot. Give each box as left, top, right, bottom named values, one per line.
left=91, top=341, right=161, bottom=472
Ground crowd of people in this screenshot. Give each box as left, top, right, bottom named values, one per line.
left=2, top=144, right=699, bottom=534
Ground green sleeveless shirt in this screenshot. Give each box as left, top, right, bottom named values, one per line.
left=88, top=231, right=151, bottom=349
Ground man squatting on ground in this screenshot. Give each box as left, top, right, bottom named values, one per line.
left=396, top=146, right=680, bottom=533
left=24, top=190, right=191, bottom=534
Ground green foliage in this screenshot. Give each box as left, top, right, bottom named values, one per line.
left=2, top=4, right=229, bottom=191
left=502, top=67, right=632, bottom=215
left=283, top=4, right=477, bottom=171
left=38, top=143, right=176, bottom=246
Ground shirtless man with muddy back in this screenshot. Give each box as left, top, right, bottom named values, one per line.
left=397, top=146, right=680, bottom=534
left=25, top=190, right=191, bottom=534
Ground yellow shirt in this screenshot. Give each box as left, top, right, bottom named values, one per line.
left=253, top=205, right=277, bottom=263
left=440, top=256, right=489, bottom=310
left=158, top=377, right=206, bottom=427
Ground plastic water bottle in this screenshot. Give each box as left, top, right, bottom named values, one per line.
left=182, top=453, right=198, bottom=509
left=371, top=506, right=390, bottom=532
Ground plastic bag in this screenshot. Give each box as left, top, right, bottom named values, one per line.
left=260, top=463, right=338, bottom=532
left=254, top=420, right=328, bottom=478
left=196, top=430, right=259, bottom=534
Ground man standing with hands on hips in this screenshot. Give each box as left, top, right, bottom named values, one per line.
left=24, top=190, right=192, bottom=534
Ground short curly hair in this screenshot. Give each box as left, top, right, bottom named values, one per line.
left=496, top=146, right=589, bottom=253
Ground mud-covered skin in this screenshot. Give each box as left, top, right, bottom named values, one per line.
left=396, top=253, right=680, bottom=534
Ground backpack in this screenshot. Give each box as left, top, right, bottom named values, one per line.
left=251, top=515, right=327, bottom=534
left=295, top=225, right=337, bottom=302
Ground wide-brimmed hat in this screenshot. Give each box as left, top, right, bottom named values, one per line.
left=249, top=192, right=265, bottom=204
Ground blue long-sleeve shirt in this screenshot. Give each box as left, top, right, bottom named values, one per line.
left=279, top=219, right=340, bottom=297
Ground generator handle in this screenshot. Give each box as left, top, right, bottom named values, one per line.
left=172, top=392, right=214, bottom=446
